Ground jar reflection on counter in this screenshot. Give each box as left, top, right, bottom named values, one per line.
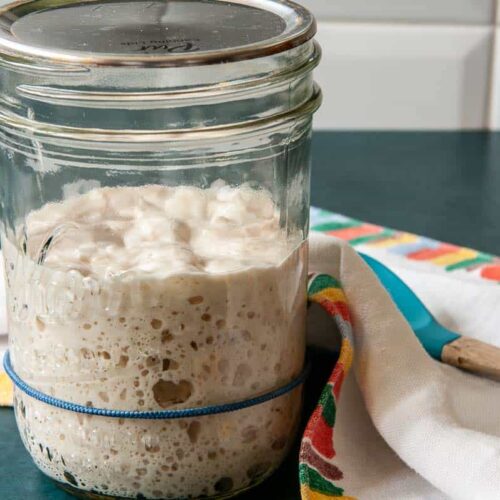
left=0, top=0, right=321, bottom=498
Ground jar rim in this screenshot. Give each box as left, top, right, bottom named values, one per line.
left=0, top=0, right=316, bottom=68
left=0, top=83, right=322, bottom=144
left=14, top=41, right=321, bottom=106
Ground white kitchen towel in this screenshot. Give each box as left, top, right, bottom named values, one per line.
left=309, top=232, right=500, bottom=500
left=1, top=224, right=500, bottom=499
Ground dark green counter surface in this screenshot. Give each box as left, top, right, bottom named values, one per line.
left=312, top=131, right=500, bottom=254
left=1, top=132, right=499, bottom=499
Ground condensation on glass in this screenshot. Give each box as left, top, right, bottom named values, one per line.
left=0, top=0, right=321, bottom=498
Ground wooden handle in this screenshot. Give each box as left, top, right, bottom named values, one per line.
left=441, top=336, right=500, bottom=380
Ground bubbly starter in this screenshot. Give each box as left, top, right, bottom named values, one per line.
left=3, top=182, right=307, bottom=499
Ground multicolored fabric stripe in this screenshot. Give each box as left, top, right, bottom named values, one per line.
left=310, top=207, right=500, bottom=282
left=300, top=274, right=355, bottom=500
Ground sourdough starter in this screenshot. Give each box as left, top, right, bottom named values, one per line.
left=3, top=182, right=307, bottom=499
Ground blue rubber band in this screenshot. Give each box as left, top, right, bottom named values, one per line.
left=3, top=351, right=308, bottom=420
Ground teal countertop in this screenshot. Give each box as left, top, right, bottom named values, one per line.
left=312, top=131, right=500, bottom=254
left=1, top=131, right=498, bottom=499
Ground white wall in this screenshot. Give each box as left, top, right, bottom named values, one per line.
left=304, top=0, right=500, bottom=129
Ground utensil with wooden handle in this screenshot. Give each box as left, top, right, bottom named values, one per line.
left=360, top=252, right=500, bottom=380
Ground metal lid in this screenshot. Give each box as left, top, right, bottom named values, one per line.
left=0, top=0, right=315, bottom=67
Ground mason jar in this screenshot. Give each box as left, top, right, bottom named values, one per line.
left=0, top=0, right=321, bottom=498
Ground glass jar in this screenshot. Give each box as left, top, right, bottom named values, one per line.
left=0, top=0, right=321, bottom=498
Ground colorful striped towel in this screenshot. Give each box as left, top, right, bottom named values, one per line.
left=300, top=273, right=355, bottom=500
left=310, top=207, right=500, bottom=283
